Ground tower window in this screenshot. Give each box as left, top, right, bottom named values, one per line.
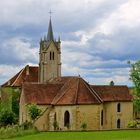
left=50, top=52, right=52, bottom=60
left=53, top=52, right=54, bottom=60
left=117, top=103, right=121, bottom=112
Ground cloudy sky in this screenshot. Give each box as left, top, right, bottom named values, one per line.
left=0, top=0, right=140, bottom=86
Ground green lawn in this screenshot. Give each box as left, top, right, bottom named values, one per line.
left=4, top=130, right=140, bottom=140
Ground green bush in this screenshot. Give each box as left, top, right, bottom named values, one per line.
left=127, top=120, right=137, bottom=128
left=53, top=121, right=59, bottom=130
left=0, top=110, right=16, bottom=126
left=80, top=122, right=87, bottom=130
left=21, top=121, right=33, bottom=130
left=27, top=104, right=42, bottom=121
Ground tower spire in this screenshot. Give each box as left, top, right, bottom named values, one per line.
left=47, top=10, right=54, bottom=41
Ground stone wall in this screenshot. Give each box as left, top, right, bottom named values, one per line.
left=103, top=102, right=133, bottom=129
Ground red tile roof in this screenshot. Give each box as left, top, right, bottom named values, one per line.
left=22, top=77, right=102, bottom=105
left=23, top=83, right=63, bottom=105
left=91, top=85, right=133, bottom=102
left=1, top=65, right=38, bottom=87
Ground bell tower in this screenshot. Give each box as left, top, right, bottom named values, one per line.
left=39, top=18, right=61, bottom=83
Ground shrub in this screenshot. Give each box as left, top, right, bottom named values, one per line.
left=0, top=110, right=16, bottom=126
left=53, top=121, right=59, bottom=130
left=80, top=122, right=87, bottom=130
left=127, top=120, right=137, bottom=128
left=26, top=104, right=42, bottom=122
left=21, top=121, right=33, bottom=130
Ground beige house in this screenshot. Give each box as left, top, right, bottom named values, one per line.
left=2, top=18, right=133, bottom=131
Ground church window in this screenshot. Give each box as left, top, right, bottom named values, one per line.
left=53, top=52, right=54, bottom=60
left=50, top=51, right=52, bottom=60
left=101, top=110, right=103, bottom=126
left=117, top=119, right=121, bottom=128
left=54, top=112, right=56, bottom=122
left=117, top=103, right=121, bottom=112
left=64, top=111, right=70, bottom=127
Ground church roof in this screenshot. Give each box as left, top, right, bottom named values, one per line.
left=22, top=76, right=132, bottom=105
left=91, top=85, right=133, bottom=101
left=1, top=65, right=38, bottom=87
left=22, top=77, right=102, bottom=105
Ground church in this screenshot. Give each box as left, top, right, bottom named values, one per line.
left=2, top=18, right=133, bottom=131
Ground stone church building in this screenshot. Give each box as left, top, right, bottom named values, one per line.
left=2, top=18, right=133, bottom=131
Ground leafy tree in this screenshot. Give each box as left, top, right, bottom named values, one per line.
left=109, top=81, right=115, bottom=86
left=27, top=104, right=41, bottom=122
left=129, top=60, right=140, bottom=111
left=0, top=110, right=16, bottom=126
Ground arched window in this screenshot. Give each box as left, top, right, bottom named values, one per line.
left=54, top=113, right=56, bottom=122
left=117, top=119, right=121, bottom=128
left=50, top=51, right=52, bottom=60
left=117, top=103, right=121, bottom=112
left=64, top=111, right=70, bottom=127
left=101, top=110, right=103, bottom=126
left=53, top=52, right=54, bottom=60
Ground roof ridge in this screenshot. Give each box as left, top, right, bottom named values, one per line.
left=74, top=77, right=80, bottom=104
left=51, top=77, right=74, bottom=104
left=90, top=86, right=103, bottom=103
left=82, top=79, right=103, bottom=103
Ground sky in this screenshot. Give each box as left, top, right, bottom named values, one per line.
left=0, top=0, right=140, bottom=86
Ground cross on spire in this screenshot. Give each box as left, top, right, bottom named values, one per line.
left=49, top=9, right=53, bottom=18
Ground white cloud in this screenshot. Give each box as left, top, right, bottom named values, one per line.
left=0, top=0, right=139, bottom=86
left=0, top=37, right=38, bottom=64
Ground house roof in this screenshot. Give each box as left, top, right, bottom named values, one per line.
left=91, top=85, right=133, bottom=102
left=22, top=76, right=102, bottom=105
left=1, top=65, right=38, bottom=87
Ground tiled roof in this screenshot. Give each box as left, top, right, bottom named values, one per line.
left=22, top=77, right=102, bottom=105
left=1, top=65, right=38, bottom=87
left=23, top=83, right=63, bottom=105
left=91, top=85, right=133, bottom=102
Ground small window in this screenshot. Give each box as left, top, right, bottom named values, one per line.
left=101, top=110, right=103, bottom=126
left=50, top=51, right=52, bottom=60
left=117, top=103, right=121, bottom=112
left=117, top=119, right=121, bottom=128
left=54, top=113, right=56, bottom=122
left=53, top=52, right=54, bottom=60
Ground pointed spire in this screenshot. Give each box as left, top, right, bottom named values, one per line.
left=47, top=18, right=54, bottom=41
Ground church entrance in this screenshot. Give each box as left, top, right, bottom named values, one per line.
left=64, top=111, right=70, bottom=128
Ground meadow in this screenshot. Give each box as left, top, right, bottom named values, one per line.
left=4, top=130, right=140, bottom=140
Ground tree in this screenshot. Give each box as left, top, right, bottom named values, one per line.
left=27, top=104, right=41, bottom=122
left=109, top=81, right=115, bottom=86
left=129, top=60, right=140, bottom=111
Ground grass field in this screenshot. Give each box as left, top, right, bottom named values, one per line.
left=4, top=130, right=140, bottom=140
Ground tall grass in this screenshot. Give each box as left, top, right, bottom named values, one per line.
left=0, top=125, right=39, bottom=139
